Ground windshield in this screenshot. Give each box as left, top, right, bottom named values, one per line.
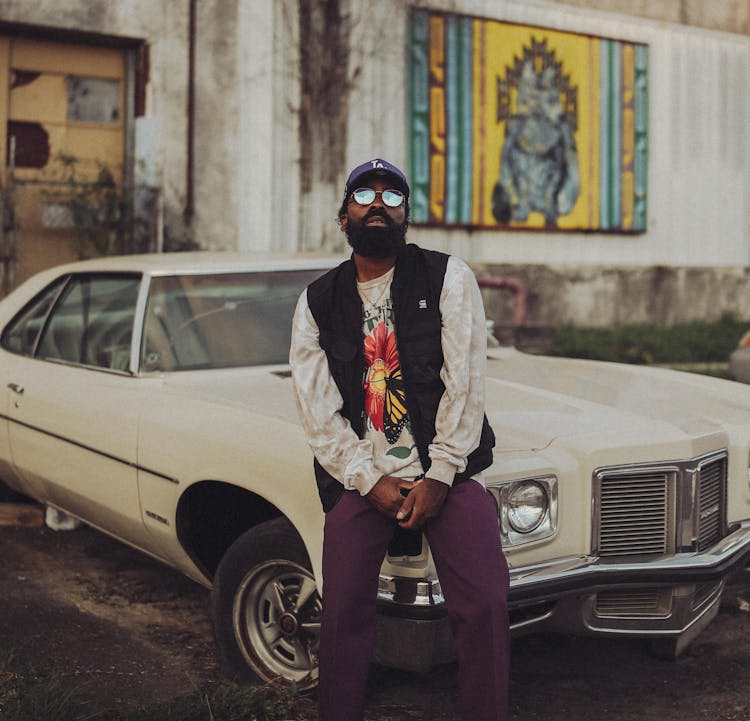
left=140, top=269, right=324, bottom=371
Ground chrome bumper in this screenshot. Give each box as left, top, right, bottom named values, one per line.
left=377, top=521, right=750, bottom=631
left=508, top=520, right=750, bottom=602
left=375, top=522, right=750, bottom=671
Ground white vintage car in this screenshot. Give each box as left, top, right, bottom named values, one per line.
left=2, top=252, right=750, bottom=687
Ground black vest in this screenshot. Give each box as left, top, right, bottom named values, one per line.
left=306, top=244, right=495, bottom=511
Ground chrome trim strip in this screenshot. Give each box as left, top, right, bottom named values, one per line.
left=131, top=274, right=152, bottom=373
left=0, top=413, right=179, bottom=484
left=509, top=605, right=555, bottom=632
left=377, top=575, right=444, bottom=607
left=145, top=510, right=170, bottom=525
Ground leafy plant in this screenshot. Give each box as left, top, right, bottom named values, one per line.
left=551, top=312, right=749, bottom=365
left=46, top=153, right=156, bottom=259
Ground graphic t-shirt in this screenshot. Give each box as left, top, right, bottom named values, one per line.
left=357, top=268, right=424, bottom=480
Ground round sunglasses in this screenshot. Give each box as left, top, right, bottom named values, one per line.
left=350, top=187, right=405, bottom=208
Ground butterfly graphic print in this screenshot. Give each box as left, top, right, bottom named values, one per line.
left=364, top=321, right=409, bottom=444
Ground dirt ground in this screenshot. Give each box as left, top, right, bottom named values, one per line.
left=2, top=519, right=750, bottom=721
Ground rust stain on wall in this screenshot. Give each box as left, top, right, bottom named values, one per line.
left=298, top=0, right=351, bottom=192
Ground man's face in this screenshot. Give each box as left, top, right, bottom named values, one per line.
left=341, top=177, right=408, bottom=258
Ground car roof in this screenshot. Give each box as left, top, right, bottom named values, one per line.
left=38, top=251, right=344, bottom=276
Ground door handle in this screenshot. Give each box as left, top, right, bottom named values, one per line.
left=7, top=383, right=24, bottom=395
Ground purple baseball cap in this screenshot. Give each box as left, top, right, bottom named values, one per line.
left=344, top=158, right=410, bottom=198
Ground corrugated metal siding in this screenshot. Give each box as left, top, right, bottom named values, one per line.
left=660, top=31, right=749, bottom=267
left=345, top=0, right=750, bottom=269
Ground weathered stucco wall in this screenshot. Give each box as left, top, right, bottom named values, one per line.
left=0, top=0, right=748, bottom=328
left=343, top=0, right=749, bottom=327
left=476, top=263, right=750, bottom=332
left=557, top=0, right=750, bottom=36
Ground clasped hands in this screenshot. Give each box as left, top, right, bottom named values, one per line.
left=366, top=474, right=448, bottom=530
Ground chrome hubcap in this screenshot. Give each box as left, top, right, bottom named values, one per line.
left=233, top=560, right=321, bottom=685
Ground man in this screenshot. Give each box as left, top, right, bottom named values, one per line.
left=290, top=158, right=509, bottom=721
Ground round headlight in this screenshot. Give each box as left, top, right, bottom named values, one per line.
left=507, top=482, right=548, bottom=533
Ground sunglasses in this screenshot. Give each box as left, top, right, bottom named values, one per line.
left=350, top=187, right=405, bottom=208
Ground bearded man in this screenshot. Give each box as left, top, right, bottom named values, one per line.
left=290, top=159, right=510, bottom=721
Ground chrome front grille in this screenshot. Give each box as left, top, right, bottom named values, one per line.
left=598, top=472, right=669, bottom=555
left=697, top=456, right=727, bottom=551
left=595, top=450, right=728, bottom=558
left=595, top=587, right=672, bottom=618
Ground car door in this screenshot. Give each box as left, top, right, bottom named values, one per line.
left=1, top=274, right=67, bottom=500
left=0, top=365, right=16, bottom=493
left=4, top=272, right=150, bottom=546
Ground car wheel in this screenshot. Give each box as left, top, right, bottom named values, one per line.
left=210, top=517, right=321, bottom=688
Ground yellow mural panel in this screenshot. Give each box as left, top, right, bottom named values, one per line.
left=474, top=23, right=596, bottom=229
left=410, top=9, right=648, bottom=231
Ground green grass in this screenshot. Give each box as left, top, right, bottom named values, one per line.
left=0, top=650, right=316, bottom=721
left=0, top=650, right=93, bottom=721
left=118, top=683, right=316, bottom=721
left=550, top=312, right=749, bottom=368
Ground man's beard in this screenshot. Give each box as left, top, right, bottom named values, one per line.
left=345, top=209, right=407, bottom=258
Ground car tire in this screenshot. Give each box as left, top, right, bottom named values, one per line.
left=210, top=517, right=321, bottom=688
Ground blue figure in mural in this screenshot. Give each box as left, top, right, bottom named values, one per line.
left=492, top=61, right=580, bottom=226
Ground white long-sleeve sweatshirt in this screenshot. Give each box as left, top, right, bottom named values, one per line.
left=289, top=255, right=488, bottom=497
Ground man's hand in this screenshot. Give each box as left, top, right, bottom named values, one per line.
left=366, top=475, right=414, bottom=519
left=396, top=477, right=448, bottom=530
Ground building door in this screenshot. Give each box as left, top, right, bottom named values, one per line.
left=0, top=36, right=127, bottom=286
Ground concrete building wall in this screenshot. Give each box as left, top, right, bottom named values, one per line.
left=0, top=0, right=193, bottom=249
left=337, top=0, right=750, bottom=325
left=559, top=0, right=750, bottom=35
left=1, top=0, right=748, bottom=327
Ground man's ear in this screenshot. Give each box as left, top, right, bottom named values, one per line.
left=339, top=214, right=348, bottom=232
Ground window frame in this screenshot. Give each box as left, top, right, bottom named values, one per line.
left=2, top=271, right=143, bottom=375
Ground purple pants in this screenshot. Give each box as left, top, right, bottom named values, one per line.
left=319, top=480, right=510, bottom=721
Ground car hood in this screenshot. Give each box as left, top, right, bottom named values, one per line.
left=157, top=350, right=750, bottom=454
left=485, top=347, right=750, bottom=451
left=160, top=367, right=303, bottom=428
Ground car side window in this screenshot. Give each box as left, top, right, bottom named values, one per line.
left=35, top=274, right=141, bottom=371
left=0, top=277, right=67, bottom=356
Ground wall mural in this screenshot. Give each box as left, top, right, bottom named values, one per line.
left=409, top=10, right=648, bottom=231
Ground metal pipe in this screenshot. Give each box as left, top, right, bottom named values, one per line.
left=476, top=274, right=527, bottom=328
left=185, top=0, right=196, bottom=217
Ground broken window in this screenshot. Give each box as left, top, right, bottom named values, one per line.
left=66, top=76, right=120, bottom=123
